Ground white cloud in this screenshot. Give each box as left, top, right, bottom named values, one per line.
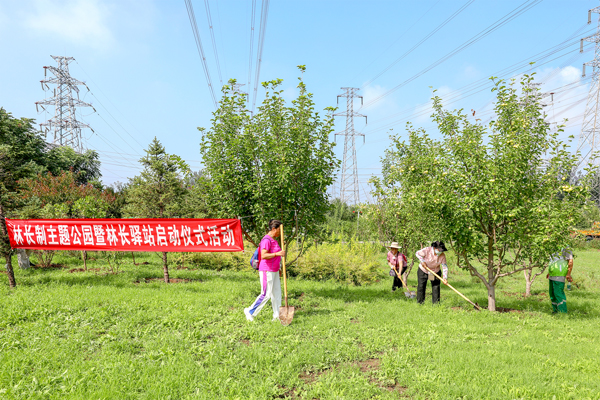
left=24, top=0, right=114, bottom=49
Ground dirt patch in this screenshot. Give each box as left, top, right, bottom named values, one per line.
left=356, top=358, right=380, bottom=372
left=68, top=268, right=103, bottom=273
left=350, top=318, right=360, bottom=323
left=299, top=358, right=406, bottom=394
left=275, top=385, right=298, bottom=399
left=134, top=278, right=195, bottom=284
left=297, top=292, right=305, bottom=302
left=32, top=263, right=66, bottom=270
left=239, top=339, right=251, bottom=346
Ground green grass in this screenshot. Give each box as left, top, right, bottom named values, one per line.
left=1, top=249, right=599, bottom=399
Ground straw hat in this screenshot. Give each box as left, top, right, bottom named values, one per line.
left=388, top=242, right=401, bottom=249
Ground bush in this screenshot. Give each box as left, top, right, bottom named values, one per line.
left=572, top=237, right=600, bottom=250
left=287, top=236, right=386, bottom=285
left=186, top=248, right=251, bottom=272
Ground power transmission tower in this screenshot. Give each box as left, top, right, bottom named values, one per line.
left=334, top=87, right=367, bottom=205
left=36, top=56, right=94, bottom=153
left=578, top=5, right=600, bottom=203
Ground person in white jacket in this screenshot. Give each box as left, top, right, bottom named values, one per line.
left=415, top=241, right=448, bottom=304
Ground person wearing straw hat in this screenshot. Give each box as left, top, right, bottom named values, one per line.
left=387, top=242, right=408, bottom=293
left=415, top=241, right=449, bottom=304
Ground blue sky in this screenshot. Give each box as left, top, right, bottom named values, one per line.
left=0, top=0, right=597, bottom=201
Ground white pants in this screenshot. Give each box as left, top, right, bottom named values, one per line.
left=247, top=270, right=281, bottom=319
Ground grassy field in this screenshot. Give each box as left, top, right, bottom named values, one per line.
left=1, top=248, right=599, bottom=399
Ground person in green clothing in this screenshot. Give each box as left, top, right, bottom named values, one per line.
left=546, top=248, right=574, bottom=314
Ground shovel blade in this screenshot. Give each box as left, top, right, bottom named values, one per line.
left=278, top=306, right=295, bottom=326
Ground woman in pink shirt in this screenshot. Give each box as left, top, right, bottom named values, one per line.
left=415, top=241, right=448, bottom=304
left=387, top=242, right=407, bottom=292
left=244, top=219, right=286, bottom=322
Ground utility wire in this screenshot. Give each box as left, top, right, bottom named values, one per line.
left=362, top=0, right=476, bottom=88
left=248, top=0, right=257, bottom=106
left=74, top=60, right=148, bottom=150
left=184, top=0, right=218, bottom=108
left=362, top=34, right=593, bottom=136
left=350, top=0, right=442, bottom=84
left=361, top=0, right=544, bottom=110
left=252, top=0, right=270, bottom=112
left=204, top=0, right=223, bottom=87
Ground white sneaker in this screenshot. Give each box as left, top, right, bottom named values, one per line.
left=244, top=308, right=254, bottom=322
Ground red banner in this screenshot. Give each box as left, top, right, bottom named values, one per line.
left=5, top=218, right=244, bottom=252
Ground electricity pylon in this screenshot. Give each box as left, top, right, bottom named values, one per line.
left=578, top=5, right=600, bottom=203
left=36, top=55, right=94, bottom=153
left=334, top=87, right=367, bottom=205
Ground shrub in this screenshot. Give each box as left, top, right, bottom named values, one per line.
left=287, top=236, right=386, bottom=285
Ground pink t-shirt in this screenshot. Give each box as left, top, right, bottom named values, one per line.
left=387, top=251, right=407, bottom=268
left=258, top=235, right=281, bottom=272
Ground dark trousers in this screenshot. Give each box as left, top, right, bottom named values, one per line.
left=392, top=266, right=408, bottom=291
left=417, top=268, right=440, bottom=304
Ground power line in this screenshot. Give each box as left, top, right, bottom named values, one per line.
left=252, top=0, right=270, bottom=112
left=361, top=0, right=544, bottom=110
left=350, top=0, right=442, bottom=84
left=362, top=35, right=593, bottom=137
left=362, top=0, right=476, bottom=88
left=74, top=60, right=148, bottom=150
left=204, top=0, right=223, bottom=88
left=247, top=0, right=257, bottom=107
left=184, top=0, right=218, bottom=108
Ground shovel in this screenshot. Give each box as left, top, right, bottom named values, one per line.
left=278, top=225, right=295, bottom=326
left=421, top=264, right=481, bottom=311
left=394, top=268, right=416, bottom=299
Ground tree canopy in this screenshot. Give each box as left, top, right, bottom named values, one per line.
left=379, top=74, right=592, bottom=311
left=199, top=68, right=339, bottom=259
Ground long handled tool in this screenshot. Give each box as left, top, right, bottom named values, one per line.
left=278, top=225, right=295, bottom=325
left=422, top=264, right=481, bottom=310
left=394, top=268, right=416, bottom=299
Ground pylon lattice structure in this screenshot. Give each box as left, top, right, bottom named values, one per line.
left=578, top=5, right=600, bottom=203
left=36, top=56, right=94, bottom=153
left=333, top=87, right=367, bottom=205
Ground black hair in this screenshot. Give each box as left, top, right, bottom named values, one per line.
left=268, top=219, right=283, bottom=231
left=431, top=241, right=448, bottom=252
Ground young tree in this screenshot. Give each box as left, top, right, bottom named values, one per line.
left=383, top=75, right=591, bottom=311
left=199, top=68, right=339, bottom=261
left=123, top=138, right=188, bottom=283
left=0, top=108, right=48, bottom=287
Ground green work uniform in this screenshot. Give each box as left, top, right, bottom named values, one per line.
left=548, top=249, right=572, bottom=314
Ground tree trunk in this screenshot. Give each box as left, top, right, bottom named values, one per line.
left=524, top=269, right=533, bottom=297
left=131, top=252, right=139, bottom=266
left=4, top=254, right=16, bottom=288
left=81, top=251, right=87, bottom=271
left=162, top=251, right=169, bottom=283
left=17, top=248, right=30, bottom=270
left=487, top=284, right=496, bottom=311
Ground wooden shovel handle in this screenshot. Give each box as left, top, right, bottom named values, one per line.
left=422, top=264, right=481, bottom=310
left=280, top=225, right=288, bottom=308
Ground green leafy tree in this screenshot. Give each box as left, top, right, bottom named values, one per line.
left=382, top=75, right=592, bottom=311
left=123, top=138, right=188, bottom=283
left=199, top=68, right=339, bottom=261
left=45, top=146, right=102, bottom=185
left=72, top=195, right=110, bottom=270
left=0, top=108, right=48, bottom=287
